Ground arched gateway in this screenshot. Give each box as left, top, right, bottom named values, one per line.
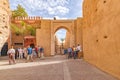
left=10, top=17, right=82, bottom=56
left=36, top=18, right=83, bottom=56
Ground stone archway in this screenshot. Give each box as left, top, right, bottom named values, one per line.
left=36, top=18, right=82, bottom=56
left=51, top=20, right=75, bottom=55
left=54, top=27, right=70, bottom=55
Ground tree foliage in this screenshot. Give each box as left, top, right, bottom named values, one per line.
left=11, top=22, right=36, bottom=36
left=12, top=4, right=28, bottom=18
left=11, top=23, right=21, bottom=35
left=26, top=25, right=36, bottom=36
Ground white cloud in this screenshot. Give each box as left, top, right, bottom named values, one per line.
left=43, top=16, right=68, bottom=20
left=54, top=16, right=68, bottom=19
left=56, top=6, right=69, bottom=14
left=48, top=6, right=69, bottom=15
left=48, top=7, right=55, bottom=15
left=48, top=0, right=69, bottom=6
left=10, top=0, right=70, bottom=16
left=55, top=29, right=67, bottom=40
left=9, top=0, right=83, bottom=18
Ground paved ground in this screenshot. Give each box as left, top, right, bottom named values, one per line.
left=0, top=55, right=119, bottom=80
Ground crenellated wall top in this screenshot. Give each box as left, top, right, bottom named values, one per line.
left=11, top=16, right=42, bottom=20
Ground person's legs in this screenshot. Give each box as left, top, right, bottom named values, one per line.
left=36, top=52, right=38, bottom=57
left=23, top=53, right=25, bottom=58
left=38, top=52, right=40, bottom=58
left=68, top=52, right=70, bottom=59
left=76, top=51, right=78, bottom=59
left=71, top=52, right=73, bottom=58
left=41, top=53, right=44, bottom=59
left=25, top=52, right=27, bottom=59
left=19, top=53, right=22, bottom=59
left=12, top=54, right=16, bottom=64
left=21, top=53, right=23, bottom=59
left=74, top=51, right=76, bottom=59
left=8, top=54, right=13, bottom=64
left=66, top=53, right=68, bottom=59
left=26, top=55, right=30, bottom=62
left=15, top=53, right=17, bottom=59
left=33, top=53, right=36, bottom=60
left=19, top=53, right=20, bottom=59
left=30, top=54, right=33, bottom=62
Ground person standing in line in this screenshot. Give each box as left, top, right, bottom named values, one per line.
left=38, top=45, right=41, bottom=58
left=40, top=46, right=44, bottom=59
left=15, top=48, right=18, bottom=59
left=64, top=48, right=68, bottom=58
left=7, top=46, right=16, bottom=65
left=18, top=47, right=23, bottom=59
left=76, top=44, right=82, bottom=58
left=35, top=45, right=38, bottom=57
left=72, top=46, right=77, bottom=59
left=23, top=47, right=27, bottom=59
left=32, top=47, right=36, bottom=60
left=67, top=47, right=72, bottom=59
left=26, top=46, right=33, bottom=62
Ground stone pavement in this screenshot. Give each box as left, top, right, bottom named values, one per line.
left=0, top=55, right=119, bottom=80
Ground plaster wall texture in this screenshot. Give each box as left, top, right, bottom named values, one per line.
left=83, top=0, right=120, bottom=79
left=36, top=19, right=83, bottom=56
left=64, top=31, right=70, bottom=48
left=75, top=18, right=83, bottom=47
left=36, top=20, right=51, bottom=56
left=0, top=0, right=10, bottom=52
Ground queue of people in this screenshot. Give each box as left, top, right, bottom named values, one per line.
left=64, top=44, right=82, bottom=59
left=7, top=44, right=82, bottom=65
left=7, top=45, right=44, bottom=65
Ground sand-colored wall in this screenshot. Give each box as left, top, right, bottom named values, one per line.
left=0, top=0, right=10, bottom=53
left=64, top=31, right=70, bottom=48
left=36, top=19, right=83, bottom=56
left=36, top=20, right=51, bottom=56
left=83, top=0, right=120, bottom=79
left=75, top=18, right=83, bottom=47
left=11, top=18, right=83, bottom=56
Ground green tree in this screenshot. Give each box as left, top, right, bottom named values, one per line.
left=26, top=25, right=36, bottom=36
left=11, top=22, right=36, bottom=36
left=20, top=21, right=27, bottom=35
left=10, top=21, right=27, bottom=35
left=11, top=23, right=21, bottom=35
left=12, top=4, right=28, bottom=18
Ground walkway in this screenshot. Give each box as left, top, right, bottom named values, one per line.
left=0, top=55, right=118, bottom=80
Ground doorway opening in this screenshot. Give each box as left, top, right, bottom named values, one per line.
left=1, top=42, right=8, bottom=56
left=54, top=28, right=70, bottom=55
left=30, top=43, right=35, bottom=48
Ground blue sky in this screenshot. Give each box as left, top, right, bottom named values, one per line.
left=9, top=0, right=83, bottom=40
left=55, top=29, right=67, bottom=42
left=9, top=0, right=83, bottom=19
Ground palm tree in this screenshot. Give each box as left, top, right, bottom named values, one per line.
left=61, top=38, right=65, bottom=49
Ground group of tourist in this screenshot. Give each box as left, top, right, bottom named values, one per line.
left=64, top=44, right=82, bottom=59
left=7, top=45, right=44, bottom=65
left=7, top=44, right=82, bottom=65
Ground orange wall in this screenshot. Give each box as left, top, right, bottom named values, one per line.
left=36, top=20, right=51, bottom=56
left=83, top=0, right=120, bottom=79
